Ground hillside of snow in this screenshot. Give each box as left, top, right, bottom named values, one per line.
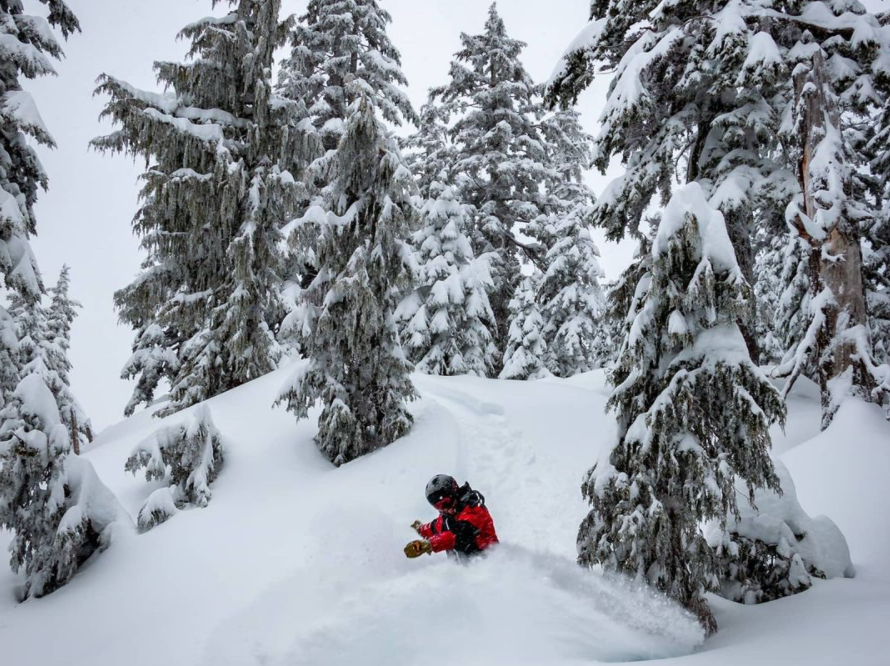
left=1, top=368, right=888, bottom=666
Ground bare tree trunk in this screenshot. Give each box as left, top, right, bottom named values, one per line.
left=70, top=409, right=80, bottom=455
left=793, top=51, right=872, bottom=426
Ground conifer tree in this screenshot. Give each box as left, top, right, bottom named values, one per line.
left=398, top=183, right=497, bottom=376
left=0, top=370, right=120, bottom=599
left=578, top=185, right=784, bottom=634
left=0, top=2, right=119, bottom=600
left=499, top=273, right=549, bottom=380
left=531, top=109, right=604, bottom=376
left=93, top=0, right=312, bottom=416
left=548, top=0, right=890, bottom=422
left=0, top=0, right=79, bottom=302
left=45, top=266, right=92, bottom=452
left=276, top=0, right=419, bottom=466
left=278, top=0, right=416, bottom=152
left=277, top=89, right=419, bottom=466
left=865, top=12, right=890, bottom=367
left=404, top=101, right=454, bottom=199
left=430, top=4, right=551, bottom=365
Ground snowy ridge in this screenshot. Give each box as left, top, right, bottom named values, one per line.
left=2, top=368, right=888, bottom=665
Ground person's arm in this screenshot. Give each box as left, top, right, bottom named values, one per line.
left=428, top=519, right=479, bottom=553
left=416, top=519, right=437, bottom=539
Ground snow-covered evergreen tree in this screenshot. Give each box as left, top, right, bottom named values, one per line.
left=398, top=183, right=497, bottom=376
left=499, top=273, right=549, bottom=380
left=0, top=1, right=120, bottom=600
left=430, top=4, right=551, bottom=364
left=530, top=109, right=604, bottom=376
left=126, top=404, right=224, bottom=531
left=549, top=0, right=890, bottom=424
left=865, top=11, right=890, bottom=367
left=277, top=0, right=416, bottom=154
left=276, top=1, right=419, bottom=466
left=0, top=0, right=79, bottom=302
left=579, top=185, right=784, bottom=634
left=597, top=231, right=655, bottom=371
left=45, top=266, right=92, bottom=452
left=404, top=101, right=454, bottom=199
left=277, top=88, right=418, bottom=467
left=0, top=373, right=122, bottom=598
left=93, top=0, right=312, bottom=417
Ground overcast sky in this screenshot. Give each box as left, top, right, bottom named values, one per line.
left=22, top=0, right=889, bottom=432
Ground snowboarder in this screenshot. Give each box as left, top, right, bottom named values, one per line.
left=404, top=474, right=499, bottom=559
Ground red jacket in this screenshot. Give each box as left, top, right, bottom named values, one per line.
left=418, top=495, right=499, bottom=557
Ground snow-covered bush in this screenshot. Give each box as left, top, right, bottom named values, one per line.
left=706, top=459, right=854, bottom=604
left=126, top=405, right=224, bottom=531
left=0, top=374, right=126, bottom=598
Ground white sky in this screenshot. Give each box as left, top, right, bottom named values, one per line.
left=22, top=0, right=889, bottom=431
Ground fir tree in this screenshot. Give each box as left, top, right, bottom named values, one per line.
left=278, top=0, right=416, bottom=153
left=0, top=2, right=118, bottom=600
left=431, top=4, right=551, bottom=365
left=45, top=266, right=92, bottom=452
left=397, top=183, right=497, bottom=377
left=277, top=89, right=419, bottom=467
left=276, top=0, right=419, bottom=466
left=531, top=109, right=604, bottom=377
left=93, top=0, right=312, bottom=416
left=0, top=372, right=120, bottom=599
left=404, top=101, right=454, bottom=199
left=499, top=272, right=549, bottom=380
left=0, top=0, right=79, bottom=302
left=548, top=0, right=890, bottom=422
left=579, top=185, right=784, bottom=634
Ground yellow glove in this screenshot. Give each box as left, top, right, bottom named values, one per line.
left=410, top=520, right=423, bottom=534
left=404, top=539, right=432, bottom=558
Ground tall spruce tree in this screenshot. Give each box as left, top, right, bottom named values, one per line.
left=276, top=91, right=418, bottom=466
left=579, top=184, right=784, bottom=634
left=430, top=4, right=551, bottom=367
left=93, top=0, right=312, bottom=417
left=275, top=0, right=420, bottom=465
left=0, top=1, right=119, bottom=600
left=548, top=0, right=890, bottom=423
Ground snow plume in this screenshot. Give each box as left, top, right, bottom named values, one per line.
left=580, top=184, right=784, bottom=635
left=706, top=459, right=854, bottom=604
left=126, top=405, right=224, bottom=531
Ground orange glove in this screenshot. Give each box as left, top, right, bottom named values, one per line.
left=410, top=520, right=423, bottom=534
left=404, top=539, right=432, bottom=558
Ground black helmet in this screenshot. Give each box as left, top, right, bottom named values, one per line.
left=425, top=474, right=459, bottom=509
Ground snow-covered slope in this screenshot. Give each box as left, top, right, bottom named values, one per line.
left=1, top=368, right=888, bottom=665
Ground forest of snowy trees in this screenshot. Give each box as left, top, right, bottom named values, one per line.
left=0, top=0, right=888, bottom=641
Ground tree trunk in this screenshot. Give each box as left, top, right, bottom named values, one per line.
left=794, top=51, right=871, bottom=426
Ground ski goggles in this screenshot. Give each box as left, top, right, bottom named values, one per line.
left=428, top=493, right=455, bottom=511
